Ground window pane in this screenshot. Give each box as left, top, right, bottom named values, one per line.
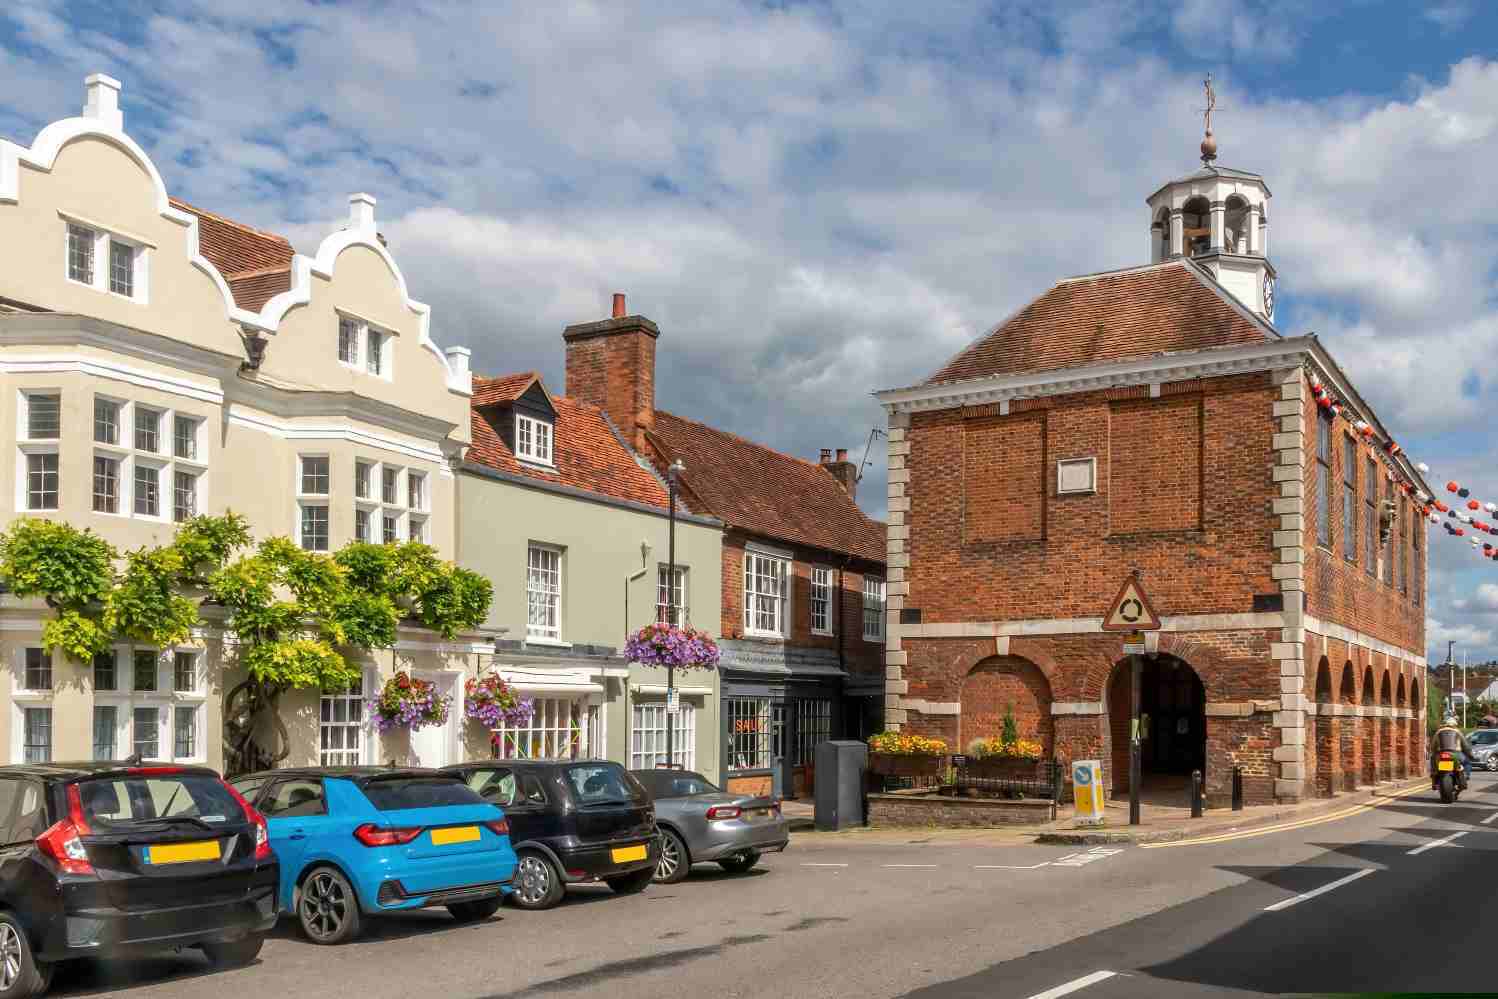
left=24, top=709, right=52, bottom=764
left=173, top=651, right=195, bottom=693
left=94, top=398, right=119, bottom=444
left=135, top=409, right=160, bottom=452
left=26, top=453, right=59, bottom=510
left=656, top=567, right=685, bottom=626
left=383, top=467, right=399, bottom=504
left=408, top=473, right=425, bottom=511
left=382, top=515, right=398, bottom=543
left=1316, top=416, right=1331, bottom=548
left=93, top=706, right=117, bottom=760
left=68, top=224, right=95, bottom=284
left=366, top=330, right=383, bottom=374
left=174, top=706, right=196, bottom=759
left=408, top=516, right=426, bottom=543
left=134, top=464, right=159, bottom=516
left=863, top=576, right=885, bottom=641
left=1365, top=458, right=1377, bottom=576
left=355, top=507, right=371, bottom=543
left=300, top=456, right=330, bottom=495
left=172, top=470, right=197, bottom=523
left=27, top=394, right=60, bottom=440
left=93, top=456, right=119, bottom=513
left=355, top=462, right=371, bottom=499
left=109, top=240, right=134, bottom=296
left=811, top=567, right=830, bottom=633
left=338, top=317, right=359, bottom=364
left=133, top=651, right=157, bottom=692
left=93, top=651, right=116, bottom=692
left=24, top=648, right=51, bottom=692
left=133, top=707, right=159, bottom=759
left=173, top=416, right=198, bottom=460
left=527, top=545, right=561, bottom=639
left=301, top=506, right=329, bottom=552
left=320, top=676, right=366, bottom=766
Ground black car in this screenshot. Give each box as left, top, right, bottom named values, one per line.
left=440, top=759, right=658, bottom=910
left=0, top=762, right=278, bottom=997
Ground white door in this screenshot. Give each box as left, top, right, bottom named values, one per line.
left=408, top=672, right=458, bottom=767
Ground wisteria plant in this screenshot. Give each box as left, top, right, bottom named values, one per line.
left=370, top=671, right=452, bottom=732
left=464, top=673, right=534, bottom=729
left=623, top=622, right=721, bottom=669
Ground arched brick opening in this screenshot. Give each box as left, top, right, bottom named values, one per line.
left=959, top=655, right=1054, bottom=757
left=1361, top=665, right=1378, bottom=785
left=1106, top=654, right=1205, bottom=797
left=1394, top=675, right=1408, bottom=778
left=1409, top=679, right=1423, bottom=773
left=1379, top=671, right=1395, bottom=780
left=1314, top=658, right=1335, bottom=797
left=1339, top=662, right=1358, bottom=790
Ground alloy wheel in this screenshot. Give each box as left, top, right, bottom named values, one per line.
left=516, top=855, right=551, bottom=906
left=301, top=872, right=348, bottom=940
left=0, top=923, right=19, bottom=991
left=657, top=834, right=681, bottom=881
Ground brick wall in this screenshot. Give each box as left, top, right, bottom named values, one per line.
left=562, top=318, right=658, bottom=450
left=958, top=656, right=1054, bottom=754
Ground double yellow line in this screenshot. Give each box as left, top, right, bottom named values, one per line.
left=1140, top=783, right=1426, bottom=849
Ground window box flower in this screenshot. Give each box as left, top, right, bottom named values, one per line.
left=867, top=732, right=948, bottom=776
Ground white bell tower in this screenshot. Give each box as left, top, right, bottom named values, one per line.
left=1146, top=76, right=1276, bottom=323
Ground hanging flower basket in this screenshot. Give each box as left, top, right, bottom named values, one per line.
left=624, top=623, right=721, bottom=670
left=369, top=671, right=451, bottom=733
left=866, top=732, right=948, bottom=776
left=464, top=673, right=533, bottom=730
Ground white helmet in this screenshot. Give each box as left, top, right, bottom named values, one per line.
left=1445, top=716, right=1459, bottom=727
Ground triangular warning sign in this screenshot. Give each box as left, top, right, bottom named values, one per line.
left=1102, top=574, right=1161, bottom=631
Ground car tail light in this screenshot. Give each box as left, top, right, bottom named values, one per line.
left=354, top=824, right=423, bottom=847
left=706, top=805, right=742, bottom=821
left=37, top=785, right=94, bottom=875
left=127, top=766, right=184, bottom=776
left=485, top=819, right=510, bottom=837
left=220, top=780, right=273, bottom=862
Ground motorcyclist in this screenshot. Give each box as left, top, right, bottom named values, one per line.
left=1432, top=716, right=1475, bottom=787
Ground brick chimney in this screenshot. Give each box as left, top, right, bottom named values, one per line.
left=563, top=292, right=660, bottom=451
left=820, top=447, right=859, bottom=502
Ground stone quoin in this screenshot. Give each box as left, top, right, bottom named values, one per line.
left=875, top=120, right=1427, bottom=807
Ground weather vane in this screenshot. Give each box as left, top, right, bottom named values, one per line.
left=1198, top=73, right=1219, bottom=165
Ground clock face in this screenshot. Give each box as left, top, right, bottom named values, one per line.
left=1263, top=276, right=1276, bottom=319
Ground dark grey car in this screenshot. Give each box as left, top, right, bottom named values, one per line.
left=630, top=770, right=789, bottom=883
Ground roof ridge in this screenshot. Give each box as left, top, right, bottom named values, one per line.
left=473, top=369, right=542, bottom=385
left=1053, top=259, right=1184, bottom=285
left=654, top=409, right=829, bottom=474
left=227, top=263, right=293, bottom=280
left=168, top=196, right=293, bottom=247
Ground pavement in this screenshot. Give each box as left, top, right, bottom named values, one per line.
left=50, top=771, right=1498, bottom=998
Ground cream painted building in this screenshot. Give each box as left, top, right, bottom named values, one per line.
left=0, top=74, right=497, bottom=772
left=460, top=372, right=724, bottom=776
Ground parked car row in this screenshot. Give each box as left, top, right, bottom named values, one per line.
left=0, top=757, right=789, bottom=997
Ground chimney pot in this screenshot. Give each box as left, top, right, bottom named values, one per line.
left=612, top=293, right=627, bottom=319
left=835, top=448, right=849, bottom=463
left=819, top=448, right=832, bottom=464
left=82, top=73, right=123, bottom=131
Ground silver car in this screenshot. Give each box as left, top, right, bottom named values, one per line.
left=630, top=769, right=790, bottom=884
left=1467, top=729, right=1498, bottom=770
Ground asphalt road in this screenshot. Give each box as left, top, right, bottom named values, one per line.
left=54, top=774, right=1498, bottom=998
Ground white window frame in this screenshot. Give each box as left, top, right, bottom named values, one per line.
left=810, top=565, right=833, bottom=636
left=1056, top=457, right=1097, bottom=496
left=19, top=446, right=59, bottom=512
left=514, top=412, right=555, bottom=466
left=93, top=453, right=121, bottom=515
left=296, top=454, right=332, bottom=552
left=20, top=390, right=61, bottom=442
left=320, top=669, right=374, bottom=766
left=357, top=460, right=413, bottom=545
left=132, top=459, right=165, bottom=519
left=743, top=547, right=791, bottom=638
left=630, top=700, right=696, bottom=770
left=63, top=219, right=149, bottom=303
left=656, top=565, right=687, bottom=626
left=491, top=694, right=599, bottom=760
left=93, top=395, right=122, bottom=446
left=526, top=543, right=564, bottom=642
left=93, top=646, right=207, bottom=764
left=172, top=467, right=199, bottom=523
left=334, top=313, right=394, bottom=380
left=862, top=575, right=886, bottom=642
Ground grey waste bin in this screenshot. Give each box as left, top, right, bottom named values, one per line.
left=814, top=740, right=867, bottom=831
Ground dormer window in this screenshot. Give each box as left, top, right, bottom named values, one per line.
left=515, top=413, right=554, bottom=465
left=64, top=218, right=148, bottom=302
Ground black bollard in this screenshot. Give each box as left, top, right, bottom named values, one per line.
left=1232, top=765, right=1244, bottom=811
left=1191, top=769, right=1204, bottom=817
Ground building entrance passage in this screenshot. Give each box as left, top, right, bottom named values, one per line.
left=1108, top=654, right=1206, bottom=798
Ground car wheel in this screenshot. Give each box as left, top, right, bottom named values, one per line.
left=605, top=867, right=654, bottom=894
left=717, top=850, right=761, bottom=874
left=200, top=933, right=265, bottom=968
left=510, top=850, right=564, bottom=910
left=298, top=867, right=362, bottom=945
left=447, top=897, right=503, bottom=923
left=654, top=829, right=690, bottom=884
left=0, top=912, right=51, bottom=999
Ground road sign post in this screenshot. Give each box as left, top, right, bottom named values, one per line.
left=1101, top=572, right=1161, bottom=827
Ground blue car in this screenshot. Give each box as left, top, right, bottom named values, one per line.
left=229, top=767, right=516, bottom=944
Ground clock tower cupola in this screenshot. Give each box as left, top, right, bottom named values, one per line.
left=1146, top=76, right=1276, bottom=323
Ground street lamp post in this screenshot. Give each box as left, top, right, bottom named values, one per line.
left=665, top=459, right=685, bottom=769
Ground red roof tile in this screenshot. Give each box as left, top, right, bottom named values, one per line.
left=227, top=266, right=292, bottom=312
left=647, top=411, right=885, bottom=563
left=169, top=197, right=295, bottom=310
left=466, top=376, right=671, bottom=510
left=472, top=371, right=544, bottom=407
left=927, top=260, right=1272, bottom=385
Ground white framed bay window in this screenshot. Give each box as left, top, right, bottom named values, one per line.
left=91, top=647, right=206, bottom=763
left=64, top=218, right=150, bottom=303
left=526, top=543, right=563, bottom=641
left=743, top=547, right=790, bottom=638
left=630, top=700, right=695, bottom=771
left=492, top=695, right=598, bottom=760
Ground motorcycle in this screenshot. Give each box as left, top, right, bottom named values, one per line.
left=1433, top=750, right=1468, bottom=803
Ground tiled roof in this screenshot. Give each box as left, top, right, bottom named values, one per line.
left=647, top=411, right=885, bottom=563
left=472, top=371, right=543, bottom=407
left=467, top=375, right=671, bottom=510
left=169, top=197, right=295, bottom=310
left=226, top=266, right=292, bottom=312
left=926, top=260, right=1273, bottom=385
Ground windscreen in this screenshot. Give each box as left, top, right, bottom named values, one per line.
left=77, top=774, right=242, bottom=829
left=566, top=764, right=647, bottom=805
left=361, top=776, right=483, bottom=810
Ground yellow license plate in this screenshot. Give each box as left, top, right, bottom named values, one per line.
left=1438, top=760, right=1455, bottom=771
left=146, top=840, right=220, bottom=865
left=430, top=826, right=480, bottom=846
left=611, top=844, right=647, bottom=863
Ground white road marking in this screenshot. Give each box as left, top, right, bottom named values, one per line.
left=800, top=863, right=848, bottom=868
left=1051, top=847, right=1123, bottom=867
left=1408, top=830, right=1469, bottom=855
left=1483, top=811, right=1498, bottom=825
left=974, top=862, right=1051, bottom=870
left=1024, top=970, right=1118, bottom=998
left=881, top=864, right=938, bottom=868
left=1262, top=868, right=1375, bottom=912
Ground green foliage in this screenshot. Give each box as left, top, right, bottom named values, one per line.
left=334, top=591, right=400, bottom=649
left=104, top=546, right=198, bottom=648
left=42, top=609, right=112, bottom=661
left=242, top=637, right=359, bottom=690
left=0, top=518, right=115, bottom=607
left=413, top=566, right=493, bottom=639
left=1001, top=703, right=1019, bottom=745
left=172, top=513, right=251, bottom=583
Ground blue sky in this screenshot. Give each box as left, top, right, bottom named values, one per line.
left=5, top=1, right=1498, bottom=665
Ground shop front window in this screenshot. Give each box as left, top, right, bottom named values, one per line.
left=726, top=697, right=772, bottom=771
